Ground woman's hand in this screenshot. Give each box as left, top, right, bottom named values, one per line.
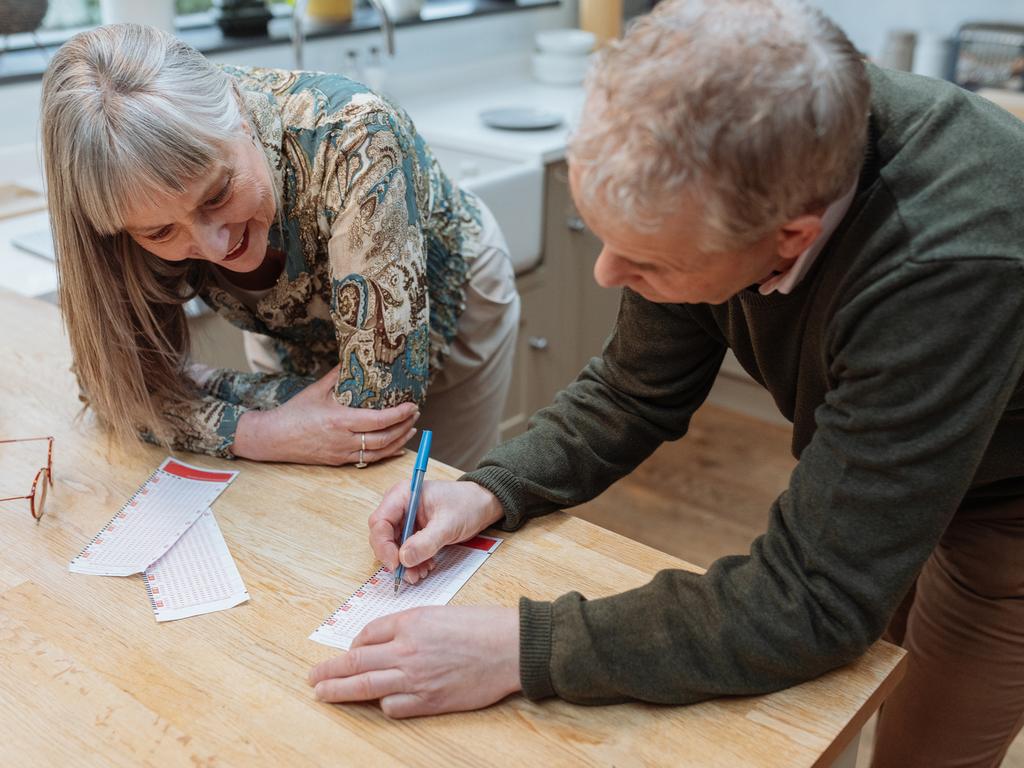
left=232, top=365, right=419, bottom=466
left=368, top=479, right=505, bottom=585
left=308, top=605, right=521, bottom=718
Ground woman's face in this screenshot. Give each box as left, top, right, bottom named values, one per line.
left=121, top=126, right=276, bottom=273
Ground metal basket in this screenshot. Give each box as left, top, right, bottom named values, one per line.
left=953, top=22, right=1024, bottom=91
left=0, top=0, right=48, bottom=36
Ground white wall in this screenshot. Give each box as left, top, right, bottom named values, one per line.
left=812, top=0, right=1024, bottom=58
left=0, top=81, right=46, bottom=152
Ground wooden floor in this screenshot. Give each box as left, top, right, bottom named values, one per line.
left=573, top=402, right=795, bottom=570
left=571, top=402, right=1024, bottom=768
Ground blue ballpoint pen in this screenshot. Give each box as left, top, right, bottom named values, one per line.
left=394, top=430, right=432, bottom=595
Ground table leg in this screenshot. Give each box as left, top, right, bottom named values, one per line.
left=831, top=730, right=861, bottom=768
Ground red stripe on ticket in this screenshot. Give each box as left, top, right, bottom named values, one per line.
left=163, top=461, right=235, bottom=483
left=460, top=535, right=500, bottom=553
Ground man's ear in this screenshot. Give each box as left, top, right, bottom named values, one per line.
left=776, top=214, right=824, bottom=263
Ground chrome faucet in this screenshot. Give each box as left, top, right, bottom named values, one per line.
left=291, top=0, right=309, bottom=69
left=365, top=0, right=395, bottom=57
left=291, top=0, right=395, bottom=70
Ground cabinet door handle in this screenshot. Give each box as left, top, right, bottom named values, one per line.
left=566, top=216, right=586, bottom=232
left=528, top=336, right=549, bottom=351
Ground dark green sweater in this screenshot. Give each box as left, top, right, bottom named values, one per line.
left=463, top=65, right=1024, bottom=704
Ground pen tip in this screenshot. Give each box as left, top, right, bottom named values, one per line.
left=394, top=583, right=399, bottom=595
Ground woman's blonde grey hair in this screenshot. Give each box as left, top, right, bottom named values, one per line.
left=41, top=23, right=247, bottom=445
left=568, top=0, right=871, bottom=251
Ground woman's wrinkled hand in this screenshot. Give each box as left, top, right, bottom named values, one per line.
left=232, top=364, right=419, bottom=466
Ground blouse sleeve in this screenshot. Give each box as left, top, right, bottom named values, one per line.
left=146, top=365, right=314, bottom=459
left=322, top=111, right=431, bottom=409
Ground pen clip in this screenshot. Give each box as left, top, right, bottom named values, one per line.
left=413, top=430, right=432, bottom=474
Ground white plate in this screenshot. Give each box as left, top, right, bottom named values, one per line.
left=479, top=107, right=564, bottom=131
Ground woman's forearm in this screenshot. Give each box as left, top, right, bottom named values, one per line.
left=227, top=372, right=418, bottom=466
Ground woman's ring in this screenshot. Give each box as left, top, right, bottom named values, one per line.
left=356, top=432, right=368, bottom=468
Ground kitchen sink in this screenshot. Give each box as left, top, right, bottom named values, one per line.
left=428, top=142, right=544, bottom=275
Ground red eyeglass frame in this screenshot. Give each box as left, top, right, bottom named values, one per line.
left=0, top=436, right=54, bottom=521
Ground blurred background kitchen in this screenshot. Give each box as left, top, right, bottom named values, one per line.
left=0, top=5, right=1022, bottom=761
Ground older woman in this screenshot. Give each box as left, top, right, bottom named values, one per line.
left=41, top=24, right=518, bottom=470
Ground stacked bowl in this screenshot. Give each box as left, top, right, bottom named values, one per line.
left=531, top=28, right=596, bottom=86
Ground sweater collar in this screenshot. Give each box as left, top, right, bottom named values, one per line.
left=757, top=115, right=880, bottom=296
left=739, top=114, right=881, bottom=302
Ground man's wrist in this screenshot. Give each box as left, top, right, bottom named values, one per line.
left=459, top=467, right=525, bottom=531
left=503, top=606, right=522, bottom=696
left=470, top=481, right=506, bottom=529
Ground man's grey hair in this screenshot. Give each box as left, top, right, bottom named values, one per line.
left=568, top=0, right=871, bottom=251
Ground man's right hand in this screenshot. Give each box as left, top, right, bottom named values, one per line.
left=368, top=480, right=505, bottom=585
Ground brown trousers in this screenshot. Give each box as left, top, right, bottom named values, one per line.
left=871, top=495, right=1024, bottom=768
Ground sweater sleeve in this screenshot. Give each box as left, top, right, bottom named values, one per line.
left=509, top=256, right=1024, bottom=704
left=464, top=287, right=727, bottom=527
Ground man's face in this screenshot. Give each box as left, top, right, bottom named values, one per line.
left=570, top=165, right=796, bottom=305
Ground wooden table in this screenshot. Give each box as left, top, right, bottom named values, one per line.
left=979, top=88, right=1024, bottom=122
left=0, top=291, right=905, bottom=767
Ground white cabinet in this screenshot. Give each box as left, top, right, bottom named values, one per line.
left=498, top=160, right=619, bottom=440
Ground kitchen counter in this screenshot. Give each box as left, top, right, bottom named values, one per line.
left=0, top=58, right=582, bottom=300
left=390, top=54, right=585, bottom=163
left=0, top=1, right=562, bottom=87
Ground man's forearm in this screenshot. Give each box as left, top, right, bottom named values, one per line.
left=465, top=291, right=726, bottom=528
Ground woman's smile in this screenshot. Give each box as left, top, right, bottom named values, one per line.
left=223, top=224, right=249, bottom=262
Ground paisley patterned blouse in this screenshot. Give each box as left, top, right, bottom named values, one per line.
left=164, top=66, right=485, bottom=458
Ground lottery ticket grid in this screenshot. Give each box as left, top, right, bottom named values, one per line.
left=309, top=535, right=502, bottom=650
left=69, top=458, right=238, bottom=577
left=143, top=509, right=250, bottom=622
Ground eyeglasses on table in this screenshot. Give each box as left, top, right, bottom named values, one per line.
left=0, top=436, right=54, bottom=521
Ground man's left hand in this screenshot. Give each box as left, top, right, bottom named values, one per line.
left=308, top=605, right=521, bottom=718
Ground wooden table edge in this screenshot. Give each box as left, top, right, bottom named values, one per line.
left=811, top=649, right=908, bottom=768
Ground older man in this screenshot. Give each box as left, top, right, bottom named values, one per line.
left=308, top=1, right=1024, bottom=765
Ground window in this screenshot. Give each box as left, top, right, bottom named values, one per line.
left=38, top=1, right=215, bottom=33
left=39, top=0, right=99, bottom=32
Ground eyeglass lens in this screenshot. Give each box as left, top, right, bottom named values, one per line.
left=32, top=468, right=48, bottom=520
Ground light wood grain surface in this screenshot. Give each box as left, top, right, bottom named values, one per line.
left=0, top=290, right=904, bottom=767
left=978, top=88, right=1024, bottom=122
